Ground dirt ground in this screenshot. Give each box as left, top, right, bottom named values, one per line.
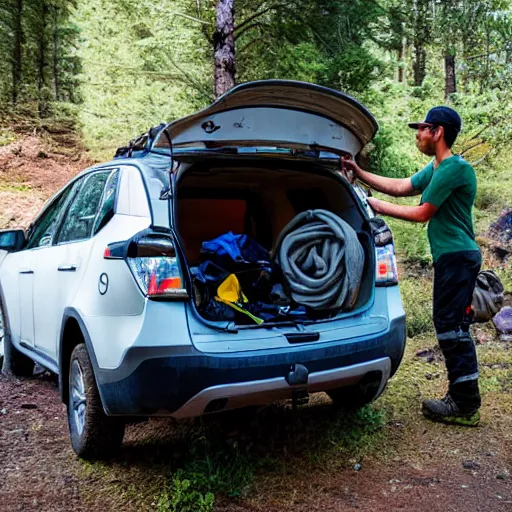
left=1, top=369, right=511, bottom=512
left=0, top=134, right=91, bottom=229
left=0, top=135, right=511, bottom=511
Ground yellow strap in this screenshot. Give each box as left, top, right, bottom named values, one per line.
left=215, top=296, right=264, bottom=325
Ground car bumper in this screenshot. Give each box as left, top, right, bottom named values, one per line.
left=95, top=316, right=406, bottom=417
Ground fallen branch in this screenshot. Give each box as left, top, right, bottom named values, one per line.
left=471, top=148, right=494, bottom=167
left=460, top=140, right=486, bottom=156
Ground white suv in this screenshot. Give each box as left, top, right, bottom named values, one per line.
left=0, top=80, right=405, bottom=459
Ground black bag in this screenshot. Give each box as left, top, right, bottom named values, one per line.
left=471, top=270, right=504, bottom=323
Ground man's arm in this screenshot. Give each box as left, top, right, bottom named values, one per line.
left=343, top=159, right=420, bottom=197
left=368, top=197, right=438, bottom=223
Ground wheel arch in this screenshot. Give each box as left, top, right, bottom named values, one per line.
left=59, top=308, right=102, bottom=405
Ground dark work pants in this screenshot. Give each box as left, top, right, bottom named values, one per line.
left=433, top=251, right=482, bottom=409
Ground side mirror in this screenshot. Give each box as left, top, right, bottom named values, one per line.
left=0, top=229, right=25, bottom=252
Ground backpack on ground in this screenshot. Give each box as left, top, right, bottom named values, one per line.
left=472, top=270, right=504, bottom=323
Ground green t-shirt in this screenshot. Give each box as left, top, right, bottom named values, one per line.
left=411, top=155, right=480, bottom=262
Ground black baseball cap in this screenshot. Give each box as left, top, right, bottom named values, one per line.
left=408, top=106, right=462, bottom=133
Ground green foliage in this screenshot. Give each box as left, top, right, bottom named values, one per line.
left=398, top=276, right=434, bottom=337
left=325, top=405, right=385, bottom=455
left=366, top=126, right=419, bottom=179
left=0, top=0, right=80, bottom=108
left=156, top=471, right=214, bottom=512
left=181, top=427, right=254, bottom=498
left=73, top=0, right=211, bottom=157
left=389, top=216, right=431, bottom=264
left=325, top=44, right=386, bottom=93
left=0, top=127, right=17, bottom=146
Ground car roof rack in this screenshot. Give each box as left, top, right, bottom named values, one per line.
left=114, top=122, right=166, bottom=159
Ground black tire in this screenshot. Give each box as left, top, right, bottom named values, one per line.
left=327, top=373, right=384, bottom=410
left=1, top=300, right=34, bottom=377
left=67, top=343, right=125, bottom=460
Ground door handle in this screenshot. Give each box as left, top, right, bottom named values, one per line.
left=19, top=269, right=34, bottom=274
left=57, top=264, right=77, bottom=272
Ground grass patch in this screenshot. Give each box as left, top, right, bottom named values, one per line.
left=0, top=182, right=32, bottom=193
left=399, top=277, right=434, bottom=337
left=0, top=128, right=17, bottom=146
left=80, top=402, right=391, bottom=510
left=324, top=405, right=386, bottom=457
left=156, top=471, right=214, bottom=512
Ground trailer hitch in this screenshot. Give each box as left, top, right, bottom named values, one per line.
left=286, top=363, right=309, bottom=411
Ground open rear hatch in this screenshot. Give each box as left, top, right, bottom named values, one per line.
left=152, top=80, right=378, bottom=159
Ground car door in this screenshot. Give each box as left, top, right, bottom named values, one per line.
left=32, top=169, right=118, bottom=359
left=13, top=184, right=79, bottom=351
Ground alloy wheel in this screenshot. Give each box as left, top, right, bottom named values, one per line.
left=0, top=304, right=4, bottom=361
left=70, top=358, right=87, bottom=436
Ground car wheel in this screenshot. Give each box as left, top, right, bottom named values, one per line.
left=327, top=372, right=384, bottom=410
left=0, top=300, right=4, bottom=364
left=0, top=300, right=34, bottom=377
left=68, top=343, right=125, bottom=460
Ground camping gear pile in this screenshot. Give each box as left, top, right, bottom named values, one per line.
left=191, top=209, right=365, bottom=325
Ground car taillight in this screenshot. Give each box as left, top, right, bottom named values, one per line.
left=375, top=244, right=398, bottom=286
left=124, top=234, right=188, bottom=299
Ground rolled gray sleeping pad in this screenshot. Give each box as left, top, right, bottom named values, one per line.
left=272, top=209, right=365, bottom=310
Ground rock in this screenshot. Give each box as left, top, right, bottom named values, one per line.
left=493, top=307, right=512, bottom=335
left=489, top=208, right=512, bottom=247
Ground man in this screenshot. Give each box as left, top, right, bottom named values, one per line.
left=344, top=106, right=482, bottom=426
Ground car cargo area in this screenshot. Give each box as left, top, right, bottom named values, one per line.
left=175, top=159, right=375, bottom=328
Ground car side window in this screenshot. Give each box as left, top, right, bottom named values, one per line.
left=93, top=169, right=119, bottom=235
left=58, top=171, right=111, bottom=244
left=26, top=181, right=81, bottom=249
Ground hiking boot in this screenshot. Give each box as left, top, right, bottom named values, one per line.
left=422, top=394, right=480, bottom=427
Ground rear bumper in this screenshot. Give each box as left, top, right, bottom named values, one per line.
left=96, top=316, right=406, bottom=417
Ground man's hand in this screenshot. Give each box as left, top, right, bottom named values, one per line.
left=340, top=156, right=419, bottom=198
left=341, top=156, right=361, bottom=183
left=367, top=197, right=385, bottom=214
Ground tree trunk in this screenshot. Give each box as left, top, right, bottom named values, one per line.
left=397, top=29, right=406, bottom=83
left=213, top=0, right=236, bottom=98
left=12, top=0, right=23, bottom=105
left=444, top=53, right=456, bottom=98
left=397, top=49, right=404, bottom=83
left=413, top=45, right=426, bottom=86
left=52, top=6, right=60, bottom=101
left=37, top=2, right=48, bottom=92
left=411, top=0, right=429, bottom=87
left=37, top=2, right=49, bottom=116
